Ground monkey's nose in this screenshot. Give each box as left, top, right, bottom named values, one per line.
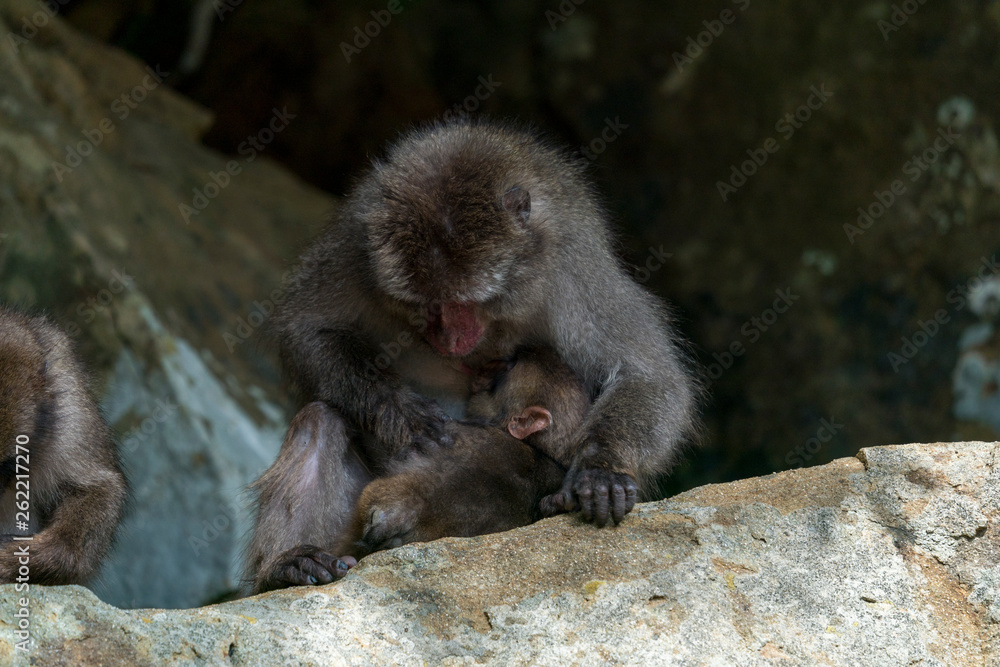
left=426, top=302, right=484, bottom=357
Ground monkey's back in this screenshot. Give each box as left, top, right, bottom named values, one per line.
left=0, top=306, right=124, bottom=537
left=0, top=307, right=48, bottom=454
left=396, top=421, right=565, bottom=538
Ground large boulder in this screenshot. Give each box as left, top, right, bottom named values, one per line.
left=0, top=441, right=997, bottom=665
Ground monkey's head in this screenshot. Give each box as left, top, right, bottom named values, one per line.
left=467, top=347, right=589, bottom=460
left=361, top=123, right=552, bottom=357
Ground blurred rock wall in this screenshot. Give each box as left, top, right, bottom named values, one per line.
left=0, top=0, right=335, bottom=608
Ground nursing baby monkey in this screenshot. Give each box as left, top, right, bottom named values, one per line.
left=247, top=347, right=590, bottom=593
left=246, top=120, right=699, bottom=594
left=353, top=347, right=593, bottom=557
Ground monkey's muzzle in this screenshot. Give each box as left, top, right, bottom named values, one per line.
left=425, top=302, right=484, bottom=357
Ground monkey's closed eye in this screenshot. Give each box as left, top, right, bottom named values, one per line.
left=470, top=358, right=516, bottom=394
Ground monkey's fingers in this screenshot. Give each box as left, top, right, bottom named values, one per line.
left=542, top=468, right=584, bottom=517
left=409, top=397, right=455, bottom=450
left=411, top=430, right=453, bottom=452
left=573, top=470, right=600, bottom=525
left=611, top=477, right=639, bottom=525
left=573, top=470, right=639, bottom=527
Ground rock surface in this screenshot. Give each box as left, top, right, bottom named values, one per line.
left=0, top=441, right=996, bottom=666
left=0, top=0, right=333, bottom=607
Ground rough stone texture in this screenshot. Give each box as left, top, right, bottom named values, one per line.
left=0, top=0, right=333, bottom=608
left=0, top=441, right=996, bottom=666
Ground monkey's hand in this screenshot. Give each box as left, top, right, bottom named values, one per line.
left=255, top=546, right=355, bottom=593
left=381, top=391, right=454, bottom=457
left=541, top=462, right=639, bottom=527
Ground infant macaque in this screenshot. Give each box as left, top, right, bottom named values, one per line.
left=349, top=347, right=591, bottom=556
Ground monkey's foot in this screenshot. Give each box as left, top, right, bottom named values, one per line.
left=359, top=501, right=421, bottom=554
left=256, top=545, right=352, bottom=593
left=539, top=492, right=574, bottom=517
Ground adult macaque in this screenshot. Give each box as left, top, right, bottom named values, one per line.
left=247, top=120, right=699, bottom=593
left=0, top=306, right=127, bottom=585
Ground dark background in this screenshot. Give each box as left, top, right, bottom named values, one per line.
left=54, top=0, right=1000, bottom=493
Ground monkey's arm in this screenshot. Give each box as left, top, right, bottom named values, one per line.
left=543, top=376, right=688, bottom=525
left=277, top=318, right=452, bottom=467
left=0, top=470, right=126, bottom=585
left=0, top=309, right=128, bottom=585
left=546, top=283, right=699, bottom=526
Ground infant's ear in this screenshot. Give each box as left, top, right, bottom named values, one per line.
left=507, top=406, right=551, bottom=440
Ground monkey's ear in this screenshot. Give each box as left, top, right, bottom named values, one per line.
left=508, top=406, right=551, bottom=440
left=502, top=186, right=531, bottom=225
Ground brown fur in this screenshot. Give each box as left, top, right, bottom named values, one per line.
left=0, top=305, right=127, bottom=585
left=246, top=347, right=585, bottom=594
left=347, top=346, right=587, bottom=557
left=349, top=424, right=565, bottom=555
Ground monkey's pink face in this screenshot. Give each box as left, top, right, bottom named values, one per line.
left=423, top=302, right=484, bottom=357
left=367, top=175, right=535, bottom=358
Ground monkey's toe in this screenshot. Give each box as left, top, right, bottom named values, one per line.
left=265, top=545, right=350, bottom=590
left=361, top=504, right=417, bottom=552
left=539, top=491, right=574, bottom=517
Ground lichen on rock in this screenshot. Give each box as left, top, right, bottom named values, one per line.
left=1, top=441, right=997, bottom=665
